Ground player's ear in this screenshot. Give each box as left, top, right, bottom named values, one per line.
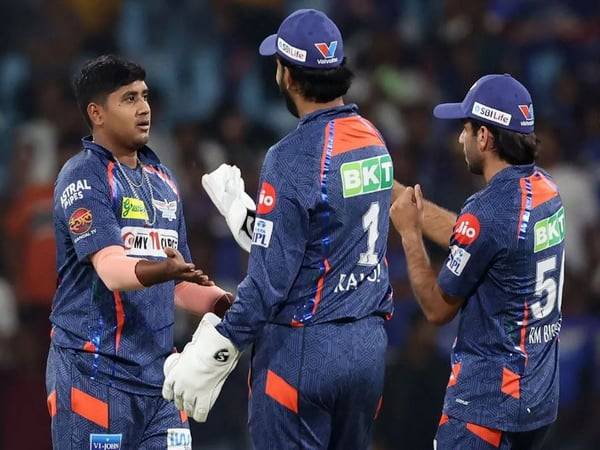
left=478, top=126, right=492, bottom=152
left=282, top=67, right=296, bottom=92
left=87, top=102, right=103, bottom=127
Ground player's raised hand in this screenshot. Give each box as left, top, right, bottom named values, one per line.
left=390, top=184, right=424, bottom=236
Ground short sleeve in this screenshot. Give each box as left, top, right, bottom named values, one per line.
left=55, top=162, right=123, bottom=261
left=438, top=200, right=501, bottom=298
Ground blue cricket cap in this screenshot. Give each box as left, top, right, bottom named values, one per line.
left=259, top=9, right=344, bottom=69
left=433, top=74, right=535, bottom=134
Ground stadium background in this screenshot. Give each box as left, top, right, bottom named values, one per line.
left=0, top=1, right=598, bottom=449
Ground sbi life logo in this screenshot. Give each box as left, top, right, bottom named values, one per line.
left=341, top=155, right=393, bottom=198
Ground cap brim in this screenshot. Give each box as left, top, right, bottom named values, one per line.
left=433, top=102, right=466, bottom=120
left=259, top=34, right=277, bottom=56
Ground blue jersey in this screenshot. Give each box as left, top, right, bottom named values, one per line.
left=438, top=164, right=564, bottom=432
left=218, top=104, right=394, bottom=349
left=50, top=137, right=191, bottom=395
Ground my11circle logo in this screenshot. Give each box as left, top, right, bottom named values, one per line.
left=257, top=181, right=276, bottom=214
left=453, top=213, right=480, bottom=245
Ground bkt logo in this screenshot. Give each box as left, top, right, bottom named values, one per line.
left=341, top=155, right=393, bottom=198
left=315, top=41, right=337, bottom=59
left=257, top=181, right=276, bottom=214
left=453, top=213, right=481, bottom=245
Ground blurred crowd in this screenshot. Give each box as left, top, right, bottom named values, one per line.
left=0, top=1, right=599, bottom=449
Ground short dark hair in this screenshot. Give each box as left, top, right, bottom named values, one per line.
left=466, top=119, right=539, bottom=165
left=277, top=56, right=354, bottom=103
left=73, top=55, right=146, bottom=129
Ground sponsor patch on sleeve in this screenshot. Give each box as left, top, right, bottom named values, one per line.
left=257, top=181, right=277, bottom=214
left=60, top=179, right=92, bottom=209
left=167, top=428, right=192, bottom=450
left=453, top=213, right=481, bottom=245
left=121, top=227, right=179, bottom=257
left=446, top=245, right=472, bottom=276
left=252, top=218, right=273, bottom=248
left=90, top=433, right=122, bottom=450
left=69, top=208, right=93, bottom=235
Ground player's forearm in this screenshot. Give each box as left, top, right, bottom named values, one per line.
left=392, top=181, right=456, bottom=248
left=174, top=282, right=233, bottom=318
left=401, top=231, right=458, bottom=325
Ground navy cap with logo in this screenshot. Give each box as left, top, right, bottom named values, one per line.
left=259, top=9, right=344, bottom=69
left=433, top=74, right=535, bottom=134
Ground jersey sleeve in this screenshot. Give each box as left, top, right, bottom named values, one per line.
left=217, top=147, right=312, bottom=350
left=437, top=199, right=501, bottom=298
left=55, top=162, right=123, bottom=262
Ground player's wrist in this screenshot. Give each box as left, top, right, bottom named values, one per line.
left=401, top=229, right=423, bottom=246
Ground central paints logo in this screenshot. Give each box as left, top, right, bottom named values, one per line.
left=341, top=155, right=393, bottom=198
left=534, top=207, right=565, bottom=253
left=122, top=197, right=149, bottom=221
left=69, top=208, right=93, bottom=234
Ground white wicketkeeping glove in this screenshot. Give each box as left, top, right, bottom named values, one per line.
left=202, top=164, right=255, bottom=253
left=162, top=313, right=241, bottom=422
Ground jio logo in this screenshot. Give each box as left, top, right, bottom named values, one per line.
left=257, top=181, right=276, bottom=215
left=453, top=213, right=480, bottom=245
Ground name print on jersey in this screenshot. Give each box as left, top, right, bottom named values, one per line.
left=60, top=179, right=91, bottom=209
left=341, top=155, right=393, bottom=198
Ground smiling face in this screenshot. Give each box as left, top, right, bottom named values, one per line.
left=89, top=80, right=151, bottom=150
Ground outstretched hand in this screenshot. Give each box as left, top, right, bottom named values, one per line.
left=164, top=248, right=215, bottom=286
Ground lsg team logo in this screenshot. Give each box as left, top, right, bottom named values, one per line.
left=69, top=208, right=93, bottom=234
left=257, top=181, right=276, bottom=215
left=453, top=213, right=480, bottom=245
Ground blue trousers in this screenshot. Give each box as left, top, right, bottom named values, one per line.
left=248, top=315, right=387, bottom=449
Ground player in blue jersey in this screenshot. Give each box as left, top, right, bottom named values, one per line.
left=162, top=9, right=394, bottom=449
left=46, top=55, right=233, bottom=449
left=390, top=74, right=563, bottom=449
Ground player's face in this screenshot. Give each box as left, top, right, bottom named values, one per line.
left=459, top=122, right=484, bottom=175
left=276, top=60, right=300, bottom=118
left=102, top=80, right=151, bottom=149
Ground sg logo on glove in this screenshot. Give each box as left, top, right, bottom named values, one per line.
left=214, top=349, right=230, bottom=362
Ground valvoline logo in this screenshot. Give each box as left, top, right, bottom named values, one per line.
left=453, top=213, right=481, bottom=245
left=518, top=103, right=534, bottom=126
left=257, top=181, right=276, bottom=215
left=314, top=41, right=337, bottom=59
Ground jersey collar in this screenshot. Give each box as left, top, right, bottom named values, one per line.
left=81, top=136, right=162, bottom=165
left=489, top=163, right=536, bottom=185
left=298, top=103, right=359, bottom=127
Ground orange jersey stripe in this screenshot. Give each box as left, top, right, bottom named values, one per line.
left=331, top=116, right=385, bottom=156
left=71, top=387, right=109, bottom=428
left=466, top=422, right=502, bottom=448
left=501, top=367, right=521, bottom=399
left=265, top=370, right=298, bottom=414
left=47, top=390, right=57, bottom=418
left=113, top=291, right=125, bottom=352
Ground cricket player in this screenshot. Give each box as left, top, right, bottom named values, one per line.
left=163, top=9, right=394, bottom=449
left=391, top=74, right=563, bottom=449
left=46, top=55, right=232, bottom=449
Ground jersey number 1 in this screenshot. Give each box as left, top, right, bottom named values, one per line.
left=359, top=202, right=380, bottom=266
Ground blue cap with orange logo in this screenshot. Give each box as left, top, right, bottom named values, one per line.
left=259, top=9, right=344, bottom=69
left=433, top=74, right=535, bottom=134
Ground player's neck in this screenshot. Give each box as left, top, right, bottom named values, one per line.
left=297, top=97, right=345, bottom=119
left=483, top=158, right=511, bottom=184
left=92, top=132, right=138, bottom=168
